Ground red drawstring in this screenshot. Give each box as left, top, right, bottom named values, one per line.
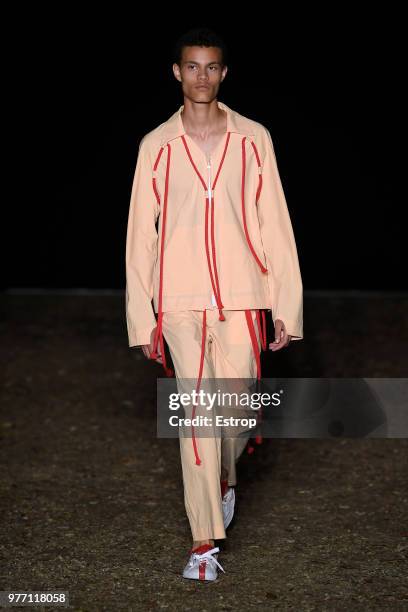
left=256, top=309, right=267, bottom=351
left=204, top=198, right=224, bottom=319
left=245, top=310, right=262, bottom=382
left=250, top=138, right=263, bottom=205
left=181, top=134, right=231, bottom=321
left=245, top=309, right=268, bottom=453
left=241, top=137, right=268, bottom=274
left=190, top=309, right=208, bottom=465
left=241, top=136, right=269, bottom=453
left=152, top=147, right=164, bottom=204
left=210, top=133, right=231, bottom=321
left=149, top=143, right=174, bottom=377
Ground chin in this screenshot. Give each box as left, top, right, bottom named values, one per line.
left=194, top=91, right=214, bottom=101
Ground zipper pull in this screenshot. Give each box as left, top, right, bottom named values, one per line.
left=207, top=155, right=212, bottom=202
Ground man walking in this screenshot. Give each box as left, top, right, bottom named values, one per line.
left=125, top=27, right=303, bottom=580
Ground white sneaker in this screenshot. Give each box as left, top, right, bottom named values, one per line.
left=182, top=544, right=225, bottom=581
left=222, top=486, right=235, bottom=529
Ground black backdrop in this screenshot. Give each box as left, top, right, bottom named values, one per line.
left=5, top=13, right=404, bottom=292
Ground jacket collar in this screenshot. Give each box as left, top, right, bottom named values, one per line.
left=159, top=100, right=255, bottom=146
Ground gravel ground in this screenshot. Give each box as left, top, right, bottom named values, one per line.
left=0, top=294, right=407, bottom=611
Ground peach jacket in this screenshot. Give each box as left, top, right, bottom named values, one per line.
left=125, top=100, right=303, bottom=350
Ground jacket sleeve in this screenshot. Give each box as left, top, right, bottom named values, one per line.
left=256, top=127, right=303, bottom=340
left=125, top=135, right=160, bottom=347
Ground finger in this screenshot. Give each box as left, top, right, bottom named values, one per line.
left=274, top=328, right=284, bottom=344
left=270, top=345, right=284, bottom=352
left=269, top=331, right=286, bottom=350
left=269, top=341, right=284, bottom=351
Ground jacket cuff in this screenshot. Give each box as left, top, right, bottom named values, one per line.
left=128, top=325, right=156, bottom=347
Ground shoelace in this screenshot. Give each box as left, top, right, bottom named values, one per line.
left=189, top=547, right=225, bottom=573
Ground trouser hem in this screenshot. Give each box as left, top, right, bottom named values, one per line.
left=191, top=527, right=227, bottom=540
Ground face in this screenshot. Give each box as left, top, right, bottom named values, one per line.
left=173, top=46, right=228, bottom=103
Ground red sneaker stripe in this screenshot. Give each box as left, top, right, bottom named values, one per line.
left=199, top=560, right=206, bottom=580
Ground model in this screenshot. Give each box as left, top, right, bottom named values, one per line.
left=125, top=27, right=303, bottom=581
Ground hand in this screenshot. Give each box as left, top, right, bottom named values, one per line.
left=140, top=326, right=163, bottom=364
left=269, top=319, right=292, bottom=351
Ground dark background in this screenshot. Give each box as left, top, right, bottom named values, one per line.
left=5, top=14, right=404, bottom=292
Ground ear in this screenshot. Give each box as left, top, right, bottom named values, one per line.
left=172, top=62, right=181, bottom=82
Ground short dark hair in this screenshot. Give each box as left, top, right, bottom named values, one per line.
left=173, top=27, right=229, bottom=67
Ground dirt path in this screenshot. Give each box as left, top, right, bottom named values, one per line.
left=1, top=295, right=407, bottom=610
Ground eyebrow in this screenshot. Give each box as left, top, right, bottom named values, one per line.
left=183, top=61, right=221, bottom=66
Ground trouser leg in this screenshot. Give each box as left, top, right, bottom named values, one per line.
left=161, top=309, right=261, bottom=540
left=161, top=310, right=225, bottom=540
left=209, top=309, right=261, bottom=487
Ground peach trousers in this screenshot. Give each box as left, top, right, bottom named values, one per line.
left=161, top=308, right=263, bottom=541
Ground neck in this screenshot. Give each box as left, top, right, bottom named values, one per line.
left=181, top=99, right=226, bottom=137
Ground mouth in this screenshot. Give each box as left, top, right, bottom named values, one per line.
left=196, top=85, right=210, bottom=89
